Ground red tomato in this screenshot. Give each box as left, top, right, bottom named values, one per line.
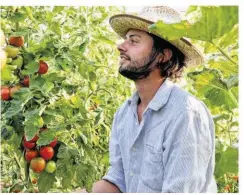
left=30, top=157, right=46, bottom=173
left=23, top=76, right=29, bottom=87
left=49, top=137, right=58, bottom=148
left=9, top=36, right=24, bottom=47
left=24, top=134, right=39, bottom=143
left=23, top=139, right=36, bottom=149
left=32, top=178, right=37, bottom=184
left=25, top=149, right=38, bottom=162
left=38, top=60, right=48, bottom=74
left=1, top=86, right=10, bottom=101
left=39, top=146, right=54, bottom=160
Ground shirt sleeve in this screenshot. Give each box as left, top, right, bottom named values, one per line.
left=161, top=108, right=214, bottom=193
left=102, top=112, right=126, bottom=192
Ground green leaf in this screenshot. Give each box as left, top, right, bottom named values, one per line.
left=61, top=168, right=74, bottom=188
left=70, top=95, right=82, bottom=108
left=149, top=20, right=188, bottom=40
left=43, top=72, right=65, bottom=83
left=215, top=146, right=238, bottom=178
left=42, top=82, right=54, bottom=95
left=208, top=59, right=238, bottom=78
left=78, top=131, right=88, bottom=145
left=10, top=133, right=22, bottom=148
left=213, top=24, right=238, bottom=49
left=204, top=42, right=218, bottom=53
left=76, top=163, right=89, bottom=185
left=185, top=6, right=238, bottom=41
left=187, top=68, right=238, bottom=110
left=24, top=114, right=44, bottom=140
left=9, top=12, right=27, bottom=22
left=78, top=63, right=88, bottom=79
left=21, top=61, right=39, bottom=75
left=79, top=39, right=89, bottom=53
left=94, top=35, right=115, bottom=45
left=23, top=7, right=35, bottom=20
left=38, top=171, right=57, bottom=193
left=225, top=75, right=238, bottom=89
left=149, top=6, right=238, bottom=41
left=50, top=21, right=61, bottom=35
left=57, top=144, right=71, bottom=159
left=88, top=71, right=96, bottom=82
left=30, top=76, right=46, bottom=89
left=5, top=88, right=33, bottom=118
left=95, top=111, right=103, bottom=126
left=53, top=6, right=65, bottom=13
left=23, top=52, right=35, bottom=65
left=36, top=130, right=55, bottom=146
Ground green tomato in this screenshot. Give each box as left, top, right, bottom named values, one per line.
left=11, top=55, right=23, bottom=68
left=45, top=160, right=56, bottom=173
left=5, top=45, right=19, bottom=58
left=7, top=64, right=18, bottom=70
left=6, top=58, right=12, bottom=64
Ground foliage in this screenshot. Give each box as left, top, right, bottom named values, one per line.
left=1, top=6, right=132, bottom=193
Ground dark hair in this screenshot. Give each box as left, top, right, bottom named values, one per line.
left=149, top=33, right=186, bottom=81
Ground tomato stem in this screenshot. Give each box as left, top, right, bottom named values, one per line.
left=13, top=152, right=25, bottom=181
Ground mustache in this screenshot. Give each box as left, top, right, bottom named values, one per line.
left=120, top=52, right=130, bottom=60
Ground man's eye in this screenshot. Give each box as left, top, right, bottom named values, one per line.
left=130, top=39, right=138, bottom=44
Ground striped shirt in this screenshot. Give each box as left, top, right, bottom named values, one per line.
left=102, top=79, right=217, bottom=193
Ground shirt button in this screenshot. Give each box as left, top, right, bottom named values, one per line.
left=132, top=147, right=136, bottom=152
left=130, top=172, right=134, bottom=176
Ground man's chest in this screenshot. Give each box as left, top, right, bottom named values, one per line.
left=117, top=111, right=167, bottom=192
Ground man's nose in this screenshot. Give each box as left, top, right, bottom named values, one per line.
left=117, top=40, right=127, bottom=52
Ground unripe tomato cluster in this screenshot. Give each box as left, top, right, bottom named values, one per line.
left=23, top=128, right=57, bottom=174
left=1, top=30, right=49, bottom=101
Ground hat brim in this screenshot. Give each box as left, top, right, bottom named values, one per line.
left=109, top=14, right=204, bottom=67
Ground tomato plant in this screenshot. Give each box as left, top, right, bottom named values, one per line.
left=1, top=6, right=129, bottom=193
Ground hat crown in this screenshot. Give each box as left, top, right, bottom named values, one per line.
left=137, top=6, right=182, bottom=24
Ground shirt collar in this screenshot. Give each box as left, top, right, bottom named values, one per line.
left=127, top=79, right=174, bottom=111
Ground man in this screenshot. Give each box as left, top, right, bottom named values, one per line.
left=80, top=6, right=217, bottom=193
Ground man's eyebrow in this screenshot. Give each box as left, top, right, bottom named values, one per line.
left=124, top=34, right=141, bottom=39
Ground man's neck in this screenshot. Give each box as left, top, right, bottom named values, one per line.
left=135, top=71, right=165, bottom=109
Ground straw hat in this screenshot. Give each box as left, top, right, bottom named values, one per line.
left=109, top=6, right=204, bottom=66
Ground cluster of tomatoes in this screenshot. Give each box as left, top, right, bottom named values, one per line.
left=23, top=128, right=58, bottom=174
left=1, top=30, right=49, bottom=101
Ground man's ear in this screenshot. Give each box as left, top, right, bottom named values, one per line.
left=159, top=49, right=172, bottom=63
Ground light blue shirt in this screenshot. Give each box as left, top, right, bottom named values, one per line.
left=102, top=79, right=217, bottom=193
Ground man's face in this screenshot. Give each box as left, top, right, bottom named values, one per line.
left=117, top=29, right=158, bottom=80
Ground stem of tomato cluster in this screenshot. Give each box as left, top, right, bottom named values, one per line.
left=21, top=45, right=28, bottom=53
left=13, top=152, right=25, bottom=181
left=24, top=161, right=34, bottom=191
left=15, top=22, right=19, bottom=31
left=210, top=41, right=237, bottom=66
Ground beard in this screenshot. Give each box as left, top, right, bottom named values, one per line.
left=118, top=49, right=158, bottom=81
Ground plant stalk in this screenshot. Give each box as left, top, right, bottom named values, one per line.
left=210, top=41, right=237, bottom=66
